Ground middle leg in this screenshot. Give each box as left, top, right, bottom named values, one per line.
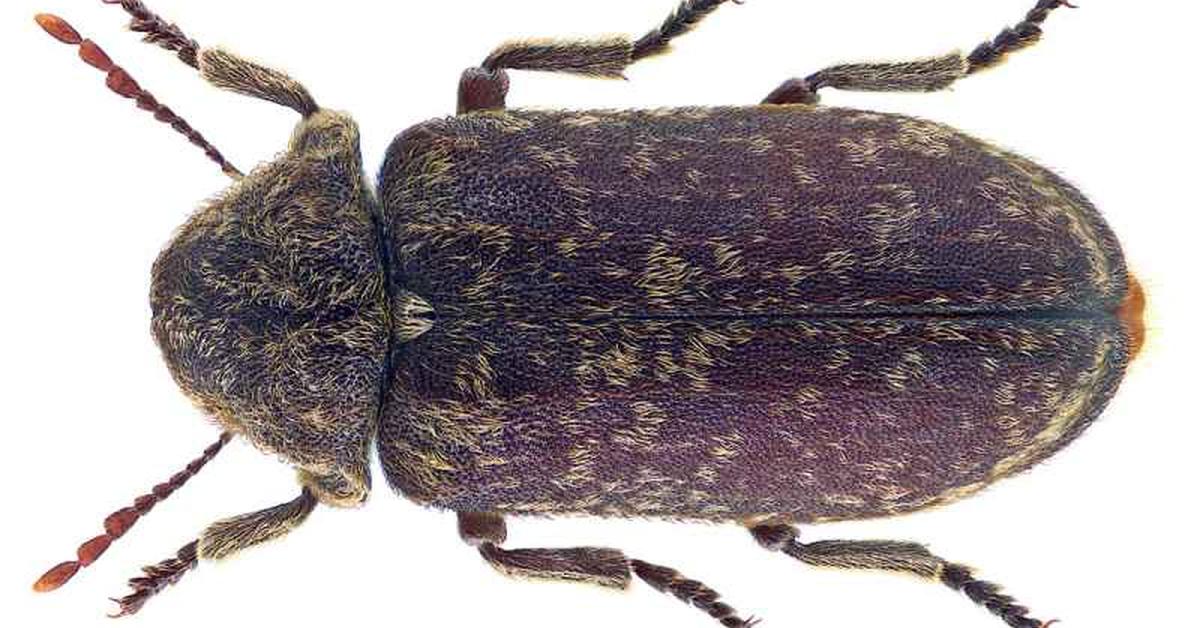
left=457, top=512, right=758, bottom=627
left=458, top=0, right=740, bottom=113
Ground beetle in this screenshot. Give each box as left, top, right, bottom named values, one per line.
left=30, top=1, right=1143, bottom=627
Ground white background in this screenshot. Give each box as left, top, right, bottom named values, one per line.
left=2, top=1, right=1197, bottom=627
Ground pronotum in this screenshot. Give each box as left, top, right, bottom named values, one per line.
left=31, top=2, right=1142, bottom=627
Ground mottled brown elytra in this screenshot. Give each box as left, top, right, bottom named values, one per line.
left=32, top=1, right=1140, bottom=627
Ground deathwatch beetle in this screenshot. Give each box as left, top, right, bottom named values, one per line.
left=32, top=1, right=1142, bottom=627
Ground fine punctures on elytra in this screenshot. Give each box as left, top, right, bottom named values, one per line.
left=33, top=0, right=1130, bottom=626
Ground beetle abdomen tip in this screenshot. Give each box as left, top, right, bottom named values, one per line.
left=1119, top=274, right=1147, bottom=360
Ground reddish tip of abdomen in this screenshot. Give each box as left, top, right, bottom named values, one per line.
left=1118, top=274, right=1147, bottom=361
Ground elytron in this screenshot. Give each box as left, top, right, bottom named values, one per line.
left=33, top=1, right=1140, bottom=627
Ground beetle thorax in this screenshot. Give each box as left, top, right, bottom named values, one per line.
left=148, top=111, right=388, bottom=507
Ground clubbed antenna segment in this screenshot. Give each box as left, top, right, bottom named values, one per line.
left=751, top=524, right=1058, bottom=628
left=33, top=13, right=242, bottom=179
left=108, top=541, right=199, bottom=618
left=101, top=0, right=201, bottom=69
left=32, top=432, right=232, bottom=593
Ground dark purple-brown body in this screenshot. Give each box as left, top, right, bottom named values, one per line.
left=375, top=105, right=1135, bottom=523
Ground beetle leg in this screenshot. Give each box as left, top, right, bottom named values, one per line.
left=630, top=559, right=762, bottom=628
left=458, top=512, right=630, bottom=587
left=762, top=54, right=968, bottom=106
left=35, top=3, right=321, bottom=180
left=196, top=48, right=319, bottom=117
left=457, top=512, right=759, bottom=627
left=750, top=523, right=1053, bottom=628
left=763, top=0, right=1077, bottom=105
left=97, top=1, right=320, bottom=118
left=966, top=0, right=1078, bottom=75
left=458, top=66, right=511, bottom=114
left=98, top=0, right=201, bottom=69
left=457, top=0, right=739, bottom=113
left=108, top=488, right=318, bottom=617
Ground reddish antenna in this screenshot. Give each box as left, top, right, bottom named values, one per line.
left=34, top=13, right=242, bottom=179
left=32, top=432, right=233, bottom=593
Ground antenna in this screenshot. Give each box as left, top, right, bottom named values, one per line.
left=32, top=432, right=233, bottom=593
left=34, top=13, right=242, bottom=179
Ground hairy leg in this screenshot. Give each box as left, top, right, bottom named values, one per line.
left=458, top=512, right=758, bottom=627
left=110, top=488, right=318, bottom=617
left=764, top=0, right=1077, bottom=105
left=750, top=523, right=1054, bottom=628
left=458, top=0, right=740, bottom=113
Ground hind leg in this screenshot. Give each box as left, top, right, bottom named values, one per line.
left=764, top=0, right=1077, bottom=105
left=458, top=512, right=759, bottom=627
left=749, top=523, right=1054, bottom=628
